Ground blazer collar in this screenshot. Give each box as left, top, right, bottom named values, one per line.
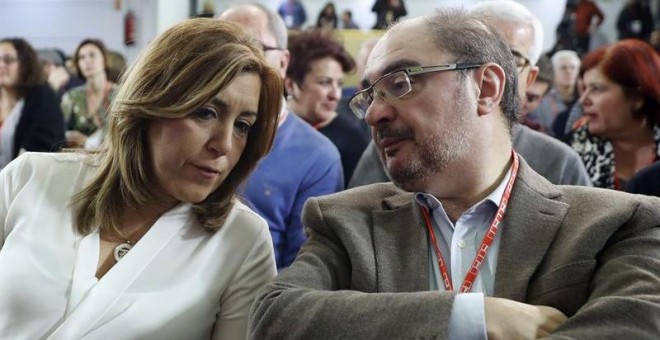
left=371, top=157, right=568, bottom=298
left=493, top=157, right=568, bottom=300
left=373, top=189, right=429, bottom=293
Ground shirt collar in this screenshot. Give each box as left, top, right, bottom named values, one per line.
left=415, top=164, right=513, bottom=215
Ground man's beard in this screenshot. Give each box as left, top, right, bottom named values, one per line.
left=381, top=89, right=472, bottom=191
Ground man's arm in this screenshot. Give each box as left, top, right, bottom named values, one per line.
left=250, top=196, right=458, bottom=339
left=547, top=197, right=660, bottom=339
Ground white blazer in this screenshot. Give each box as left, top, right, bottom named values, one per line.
left=0, top=153, right=277, bottom=340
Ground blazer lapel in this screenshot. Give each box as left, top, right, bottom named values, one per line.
left=373, top=194, right=429, bottom=293
left=494, top=160, right=569, bottom=301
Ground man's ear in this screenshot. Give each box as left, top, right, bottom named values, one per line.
left=284, top=77, right=299, bottom=100
left=475, top=63, right=506, bottom=116
left=279, top=50, right=291, bottom=78
left=526, top=65, right=539, bottom=89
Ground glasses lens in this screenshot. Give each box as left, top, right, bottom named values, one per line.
left=349, top=90, right=372, bottom=119
left=380, top=71, right=411, bottom=99
left=0, top=56, right=18, bottom=64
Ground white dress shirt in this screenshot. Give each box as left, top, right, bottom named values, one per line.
left=416, top=165, right=513, bottom=340
left=0, top=152, right=277, bottom=339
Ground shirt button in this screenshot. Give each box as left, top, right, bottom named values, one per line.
left=458, top=240, right=466, bottom=248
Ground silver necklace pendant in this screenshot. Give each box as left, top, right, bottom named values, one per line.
left=113, top=242, right=132, bottom=262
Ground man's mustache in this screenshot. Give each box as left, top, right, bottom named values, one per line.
left=376, top=124, right=414, bottom=141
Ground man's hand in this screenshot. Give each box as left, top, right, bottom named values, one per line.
left=484, top=297, right=567, bottom=339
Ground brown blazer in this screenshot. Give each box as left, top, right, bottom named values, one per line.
left=249, top=158, right=660, bottom=339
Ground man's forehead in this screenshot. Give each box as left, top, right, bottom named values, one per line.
left=220, top=7, right=272, bottom=41
left=364, top=21, right=436, bottom=81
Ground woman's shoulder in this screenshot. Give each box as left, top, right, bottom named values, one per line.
left=3, top=152, right=93, bottom=176
left=229, top=200, right=268, bottom=228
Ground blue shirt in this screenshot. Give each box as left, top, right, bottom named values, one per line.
left=241, top=112, right=343, bottom=270
left=415, top=165, right=512, bottom=340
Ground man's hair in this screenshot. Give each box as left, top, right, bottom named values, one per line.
left=470, top=0, right=544, bottom=65
left=37, top=48, right=64, bottom=67
left=0, top=38, right=44, bottom=97
left=535, top=54, right=554, bottom=87
left=581, top=39, right=660, bottom=126
left=551, top=49, right=580, bottom=68
left=286, top=29, right=355, bottom=85
left=73, top=38, right=110, bottom=80
left=421, top=8, right=520, bottom=131
left=73, top=18, right=282, bottom=236
left=218, top=3, right=288, bottom=49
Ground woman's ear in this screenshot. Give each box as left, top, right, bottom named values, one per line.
left=475, top=63, right=506, bottom=116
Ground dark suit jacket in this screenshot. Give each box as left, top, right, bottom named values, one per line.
left=13, top=84, right=65, bottom=158
left=249, top=158, right=660, bottom=339
left=627, top=161, right=660, bottom=197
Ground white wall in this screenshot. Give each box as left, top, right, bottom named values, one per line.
left=0, top=0, right=657, bottom=62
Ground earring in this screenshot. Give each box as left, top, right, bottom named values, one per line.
left=286, top=94, right=296, bottom=101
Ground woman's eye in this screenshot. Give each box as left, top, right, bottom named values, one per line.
left=234, top=120, right=253, bottom=135
left=193, top=107, right=218, bottom=120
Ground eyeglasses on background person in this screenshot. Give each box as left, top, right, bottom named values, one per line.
left=348, top=63, right=482, bottom=119
left=511, top=50, right=530, bottom=73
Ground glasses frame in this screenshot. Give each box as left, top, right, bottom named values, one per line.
left=349, top=62, right=482, bottom=119
left=0, top=55, right=19, bottom=65
left=511, top=50, right=530, bottom=73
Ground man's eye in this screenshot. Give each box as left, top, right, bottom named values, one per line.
left=193, top=107, right=218, bottom=120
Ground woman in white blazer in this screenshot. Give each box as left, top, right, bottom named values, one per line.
left=0, top=18, right=282, bottom=340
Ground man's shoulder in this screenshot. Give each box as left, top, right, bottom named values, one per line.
left=559, top=185, right=660, bottom=217
left=313, top=182, right=410, bottom=208
left=514, top=125, right=580, bottom=159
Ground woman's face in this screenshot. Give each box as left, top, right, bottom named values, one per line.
left=289, top=57, right=343, bottom=123
left=581, top=67, right=642, bottom=138
left=77, top=43, right=106, bottom=79
left=148, top=73, right=261, bottom=205
left=0, top=42, right=21, bottom=88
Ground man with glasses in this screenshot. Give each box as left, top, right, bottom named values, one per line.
left=217, top=4, right=343, bottom=270
left=349, top=1, right=591, bottom=189
left=249, top=7, right=660, bottom=340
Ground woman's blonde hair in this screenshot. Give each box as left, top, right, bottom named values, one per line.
left=73, top=18, right=282, bottom=235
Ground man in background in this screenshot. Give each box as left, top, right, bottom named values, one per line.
left=217, top=4, right=343, bottom=270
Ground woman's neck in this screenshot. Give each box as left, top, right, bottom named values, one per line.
left=87, top=73, right=108, bottom=91
left=611, top=127, right=657, bottom=179
left=0, top=86, right=18, bottom=102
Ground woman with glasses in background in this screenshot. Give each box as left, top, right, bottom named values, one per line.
left=61, top=39, right=118, bottom=149
left=568, top=39, right=659, bottom=190
left=0, top=38, right=64, bottom=169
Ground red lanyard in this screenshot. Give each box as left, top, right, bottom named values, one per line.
left=420, top=151, right=519, bottom=293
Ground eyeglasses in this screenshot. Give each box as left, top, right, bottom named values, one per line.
left=348, top=63, right=482, bottom=119
left=0, top=55, right=19, bottom=65
left=511, top=50, right=530, bottom=73
left=261, top=43, right=283, bottom=53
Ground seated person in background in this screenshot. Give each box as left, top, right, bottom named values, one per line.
left=626, top=161, right=660, bottom=197
left=61, top=39, right=118, bottom=149
left=1, top=19, right=280, bottom=339
left=249, top=8, right=660, bottom=339
left=568, top=39, right=660, bottom=190
left=529, top=50, right=581, bottom=136
left=350, top=0, right=591, bottom=188
left=285, top=29, right=369, bottom=185
left=521, top=54, right=553, bottom=132
left=218, top=4, right=344, bottom=270
left=37, top=48, right=82, bottom=96
left=0, top=38, right=64, bottom=169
